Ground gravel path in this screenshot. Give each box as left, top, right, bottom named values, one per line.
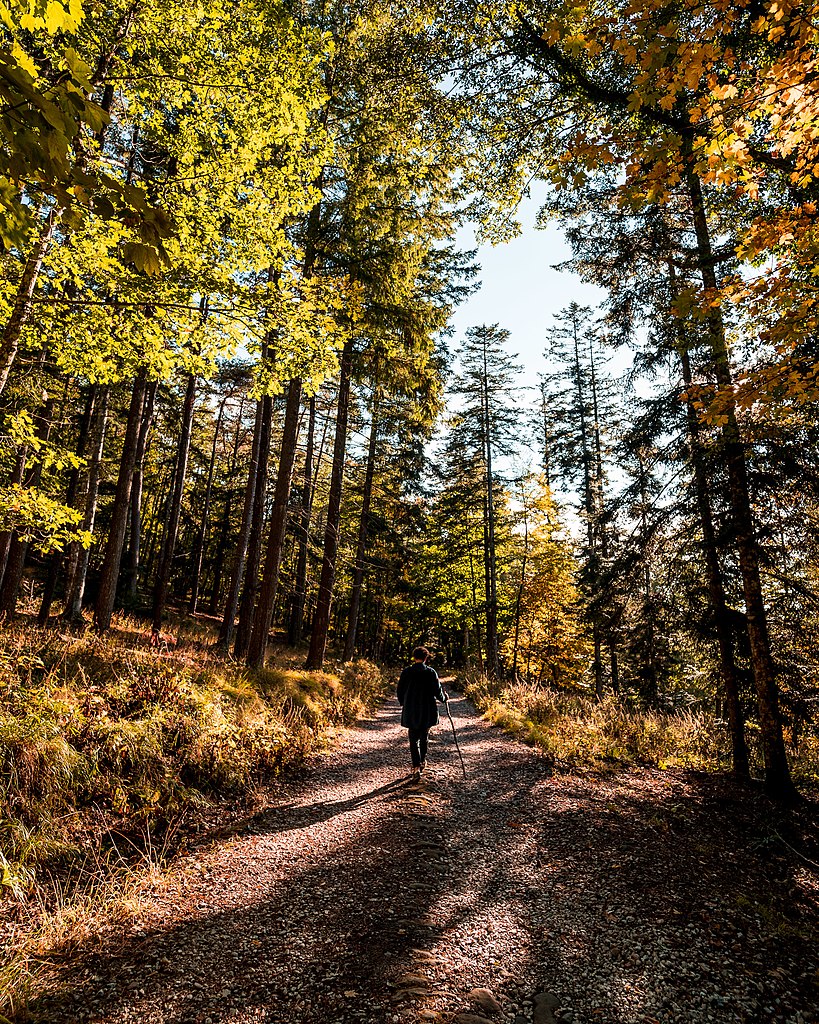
left=29, top=691, right=818, bottom=1024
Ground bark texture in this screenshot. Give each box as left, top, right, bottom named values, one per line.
left=94, top=369, right=147, bottom=631
left=305, top=338, right=354, bottom=670
left=247, top=378, right=303, bottom=668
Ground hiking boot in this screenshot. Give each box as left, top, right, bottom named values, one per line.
left=420, top=761, right=427, bottom=773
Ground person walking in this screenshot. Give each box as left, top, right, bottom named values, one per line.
left=397, top=646, right=448, bottom=779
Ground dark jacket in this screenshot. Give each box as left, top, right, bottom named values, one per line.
left=397, top=662, right=447, bottom=730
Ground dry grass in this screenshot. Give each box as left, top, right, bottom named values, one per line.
left=0, top=618, right=389, bottom=1017
left=465, top=674, right=819, bottom=783
left=464, top=675, right=732, bottom=771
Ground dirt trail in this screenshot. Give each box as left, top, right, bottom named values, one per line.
left=28, top=692, right=818, bottom=1024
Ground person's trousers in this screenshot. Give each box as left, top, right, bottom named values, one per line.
left=407, top=726, right=429, bottom=768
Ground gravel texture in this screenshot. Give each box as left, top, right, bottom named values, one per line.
left=27, top=690, right=819, bottom=1024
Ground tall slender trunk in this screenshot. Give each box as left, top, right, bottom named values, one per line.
left=539, top=381, right=552, bottom=489
left=65, top=388, right=110, bottom=622
left=667, top=251, right=749, bottom=778
left=589, top=336, right=605, bottom=524
left=152, top=373, right=196, bottom=631
left=234, top=394, right=273, bottom=658
left=218, top=400, right=260, bottom=640
left=38, top=385, right=97, bottom=622
left=0, top=211, right=57, bottom=398
left=305, top=338, right=355, bottom=670
left=511, top=497, right=529, bottom=679
left=208, top=490, right=232, bottom=617
left=481, top=337, right=500, bottom=676
left=189, top=394, right=226, bottom=614
left=207, top=401, right=243, bottom=622
left=636, top=453, right=658, bottom=704
left=288, top=396, right=316, bottom=646
left=0, top=397, right=55, bottom=617
left=298, top=393, right=335, bottom=637
left=572, top=317, right=594, bottom=535
left=343, top=394, right=379, bottom=661
left=467, top=511, right=485, bottom=673
left=686, top=162, right=792, bottom=799
left=0, top=452, right=28, bottom=591
left=247, top=378, right=303, bottom=668
left=571, top=314, right=603, bottom=698
left=589, top=334, right=618, bottom=687
left=122, top=380, right=157, bottom=602
left=94, top=369, right=148, bottom=630
left=143, top=461, right=170, bottom=578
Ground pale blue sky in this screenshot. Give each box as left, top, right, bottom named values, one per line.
left=450, top=191, right=606, bottom=393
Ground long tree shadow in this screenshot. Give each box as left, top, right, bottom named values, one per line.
left=26, top=695, right=814, bottom=1024
left=20, top=782, right=514, bottom=1023
left=18, top=694, right=548, bottom=1023
left=242, top=776, right=415, bottom=836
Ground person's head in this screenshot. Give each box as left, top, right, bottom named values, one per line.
left=412, top=646, right=430, bottom=663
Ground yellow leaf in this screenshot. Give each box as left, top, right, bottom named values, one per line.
left=19, top=11, right=42, bottom=31
left=45, top=0, right=68, bottom=33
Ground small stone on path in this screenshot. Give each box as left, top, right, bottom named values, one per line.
left=468, top=988, right=503, bottom=1016
left=533, top=992, right=560, bottom=1024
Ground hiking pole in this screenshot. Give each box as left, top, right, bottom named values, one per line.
left=445, top=697, right=467, bottom=778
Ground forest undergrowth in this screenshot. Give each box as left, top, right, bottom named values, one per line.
left=464, top=674, right=819, bottom=786
left=0, top=616, right=388, bottom=1013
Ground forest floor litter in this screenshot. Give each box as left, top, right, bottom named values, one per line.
left=23, top=689, right=819, bottom=1024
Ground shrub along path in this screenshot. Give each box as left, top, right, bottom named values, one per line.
left=26, top=689, right=819, bottom=1024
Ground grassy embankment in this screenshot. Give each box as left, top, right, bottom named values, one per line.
left=464, top=674, right=819, bottom=782
left=0, top=616, right=389, bottom=1016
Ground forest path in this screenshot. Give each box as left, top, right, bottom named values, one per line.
left=30, top=691, right=817, bottom=1024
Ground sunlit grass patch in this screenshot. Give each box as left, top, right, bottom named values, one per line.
left=465, top=674, right=729, bottom=770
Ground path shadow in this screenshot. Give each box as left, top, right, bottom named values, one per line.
left=242, top=776, right=414, bottom=836
left=19, top=763, right=515, bottom=1024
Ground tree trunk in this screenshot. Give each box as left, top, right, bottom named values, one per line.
left=467, top=513, right=485, bottom=673
left=686, top=163, right=793, bottom=799
left=0, top=451, right=29, bottom=593
left=151, top=372, right=196, bottom=632
left=212, top=402, right=247, bottom=622
left=481, top=337, right=500, bottom=677
left=343, top=394, right=379, bottom=661
left=572, top=316, right=595, bottom=540
left=511, top=499, right=529, bottom=679
left=38, top=385, right=97, bottom=623
left=0, top=396, right=55, bottom=618
left=233, top=393, right=274, bottom=658
left=593, top=627, right=604, bottom=700
left=65, top=388, right=110, bottom=622
left=189, top=394, right=226, bottom=614
left=142, top=460, right=171, bottom=579
left=220, top=399, right=263, bottom=643
left=0, top=210, right=58, bottom=399
left=539, top=381, right=552, bottom=490
left=94, top=369, right=148, bottom=631
left=247, top=378, right=303, bottom=668
left=123, top=380, right=157, bottom=602
left=668, top=255, right=750, bottom=778
left=305, top=336, right=354, bottom=670
left=288, top=396, right=316, bottom=646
